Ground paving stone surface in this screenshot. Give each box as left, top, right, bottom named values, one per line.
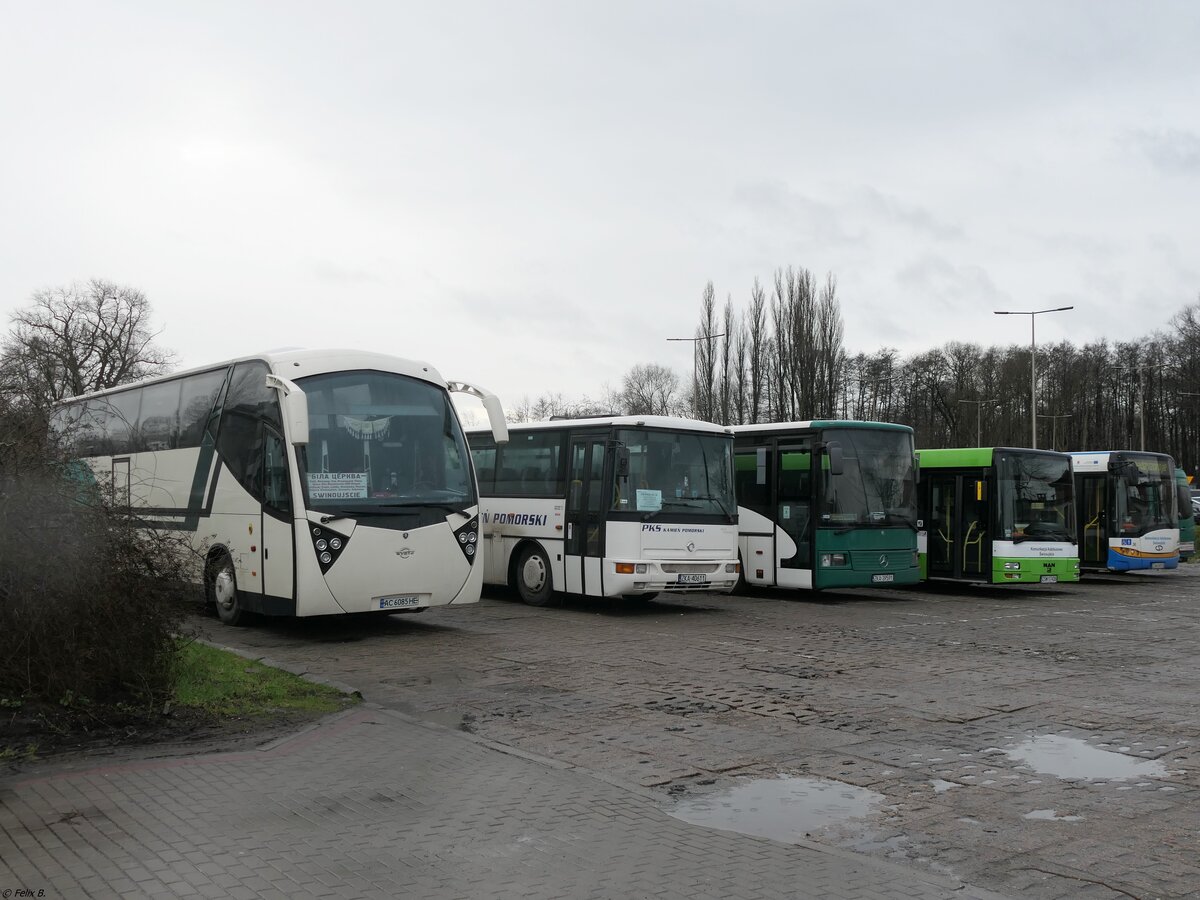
left=5, top=566, right=1199, bottom=898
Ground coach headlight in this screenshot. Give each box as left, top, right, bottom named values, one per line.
left=453, top=518, right=479, bottom=564
left=311, top=523, right=350, bottom=574
left=1004, top=561, right=1021, bottom=571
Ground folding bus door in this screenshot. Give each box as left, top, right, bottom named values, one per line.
left=927, top=473, right=990, bottom=581
left=565, top=434, right=608, bottom=596
left=776, top=441, right=813, bottom=588
left=926, top=474, right=957, bottom=579
left=1077, top=474, right=1107, bottom=569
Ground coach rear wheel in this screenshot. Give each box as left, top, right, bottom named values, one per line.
left=515, top=546, right=554, bottom=606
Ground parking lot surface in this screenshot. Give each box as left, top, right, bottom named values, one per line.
left=4, top=568, right=1198, bottom=898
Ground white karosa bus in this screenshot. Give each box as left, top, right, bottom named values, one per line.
left=466, top=416, right=740, bottom=604
left=54, top=349, right=508, bottom=625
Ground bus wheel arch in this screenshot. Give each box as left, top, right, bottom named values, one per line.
left=510, top=541, right=554, bottom=606
left=206, top=548, right=249, bottom=626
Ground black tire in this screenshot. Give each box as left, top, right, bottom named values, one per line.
left=207, top=552, right=249, bottom=626
left=514, top=545, right=554, bottom=606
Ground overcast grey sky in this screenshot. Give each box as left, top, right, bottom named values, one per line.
left=2, top=1, right=1199, bottom=412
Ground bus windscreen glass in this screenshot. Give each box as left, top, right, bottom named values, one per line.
left=1111, top=454, right=1175, bottom=536
left=614, top=429, right=734, bottom=517
left=820, top=428, right=916, bottom=527
left=296, top=370, right=475, bottom=511
left=996, top=451, right=1075, bottom=542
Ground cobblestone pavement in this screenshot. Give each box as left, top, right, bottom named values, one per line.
left=0, top=704, right=990, bottom=900
left=3, top=568, right=1197, bottom=899
left=183, top=566, right=1200, bottom=899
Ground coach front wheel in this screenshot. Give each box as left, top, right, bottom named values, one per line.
left=208, top=553, right=248, bottom=626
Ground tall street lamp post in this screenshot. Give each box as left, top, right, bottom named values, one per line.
left=957, top=398, right=999, bottom=447
left=993, top=306, right=1073, bottom=449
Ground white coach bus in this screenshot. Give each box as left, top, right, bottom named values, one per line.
left=53, top=349, right=508, bottom=625
left=465, top=416, right=740, bottom=604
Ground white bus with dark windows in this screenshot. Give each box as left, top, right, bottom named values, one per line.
left=465, top=416, right=740, bottom=605
left=53, top=349, right=508, bottom=625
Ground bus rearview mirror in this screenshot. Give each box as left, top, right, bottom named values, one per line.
left=266, top=375, right=310, bottom=445
left=616, top=447, right=630, bottom=477
left=827, top=442, right=844, bottom=476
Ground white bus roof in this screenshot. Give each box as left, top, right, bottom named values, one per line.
left=1070, top=450, right=1175, bottom=471
left=60, top=348, right=448, bottom=405
left=466, top=415, right=733, bottom=436
left=733, top=420, right=913, bottom=435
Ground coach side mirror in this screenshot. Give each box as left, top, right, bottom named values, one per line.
left=266, top=375, right=310, bottom=445
left=826, top=441, right=844, bottom=476
left=447, top=380, right=509, bottom=444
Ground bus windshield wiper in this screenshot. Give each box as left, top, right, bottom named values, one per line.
left=375, top=501, right=472, bottom=514
left=1014, top=529, right=1073, bottom=543
left=324, top=508, right=407, bottom=518
left=687, top=494, right=734, bottom=521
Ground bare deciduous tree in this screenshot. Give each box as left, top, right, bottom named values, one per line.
left=621, top=363, right=681, bottom=417
left=1, top=280, right=175, bottom=409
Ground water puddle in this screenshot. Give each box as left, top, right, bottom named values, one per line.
left=669, top=776, right=883, bottom=843
left=930, top=779, right=959, bottom=793
left=1024, top=809, right=1083, bottom=822
left=1006, top=734, right=1167, bottom=781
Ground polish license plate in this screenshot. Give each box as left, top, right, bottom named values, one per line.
left=377, top=594, right=421, bottom=610
left=871, top=573, right=894, bottom=583
left=676, top=574, right=708, bottom=585
left=1151, top=562, right=1166, bottom=569
left=1040, top=575, right=1058, bottom=584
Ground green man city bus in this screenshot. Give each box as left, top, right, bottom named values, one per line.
left=917, top=447, right=1079, bottom=584
left=734, top=421, right=921, bottom=591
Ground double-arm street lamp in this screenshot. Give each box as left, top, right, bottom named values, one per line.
left=667, top=332, right=724, bottom=419
left=993, top=306, right=1073, bottom=449
left=1111, top=363, right=1169, bottom=450
left=957, top=398, right=999, bottom=447
left=1036, top=413, right=1073, bottom=451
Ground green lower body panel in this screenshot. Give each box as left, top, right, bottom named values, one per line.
left=990, top=556, right=1079, bottom=584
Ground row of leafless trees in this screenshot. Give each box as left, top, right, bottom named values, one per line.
left=676, top=271, right=1200, bottom=475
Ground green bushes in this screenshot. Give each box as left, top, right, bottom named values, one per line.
left=0, top=468, right=191, bottom=709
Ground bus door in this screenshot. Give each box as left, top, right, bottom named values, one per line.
left=1077, top=474, right=1107, bottom=568
left=777, top=441, right=813, bottom=579
left=111, top=457, right=131, bottom=509
left=259, top=426, right=295, bottom=607
left=565, top=433, right=608, bottom=596
left=927, top=473, right=990, bottom=580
